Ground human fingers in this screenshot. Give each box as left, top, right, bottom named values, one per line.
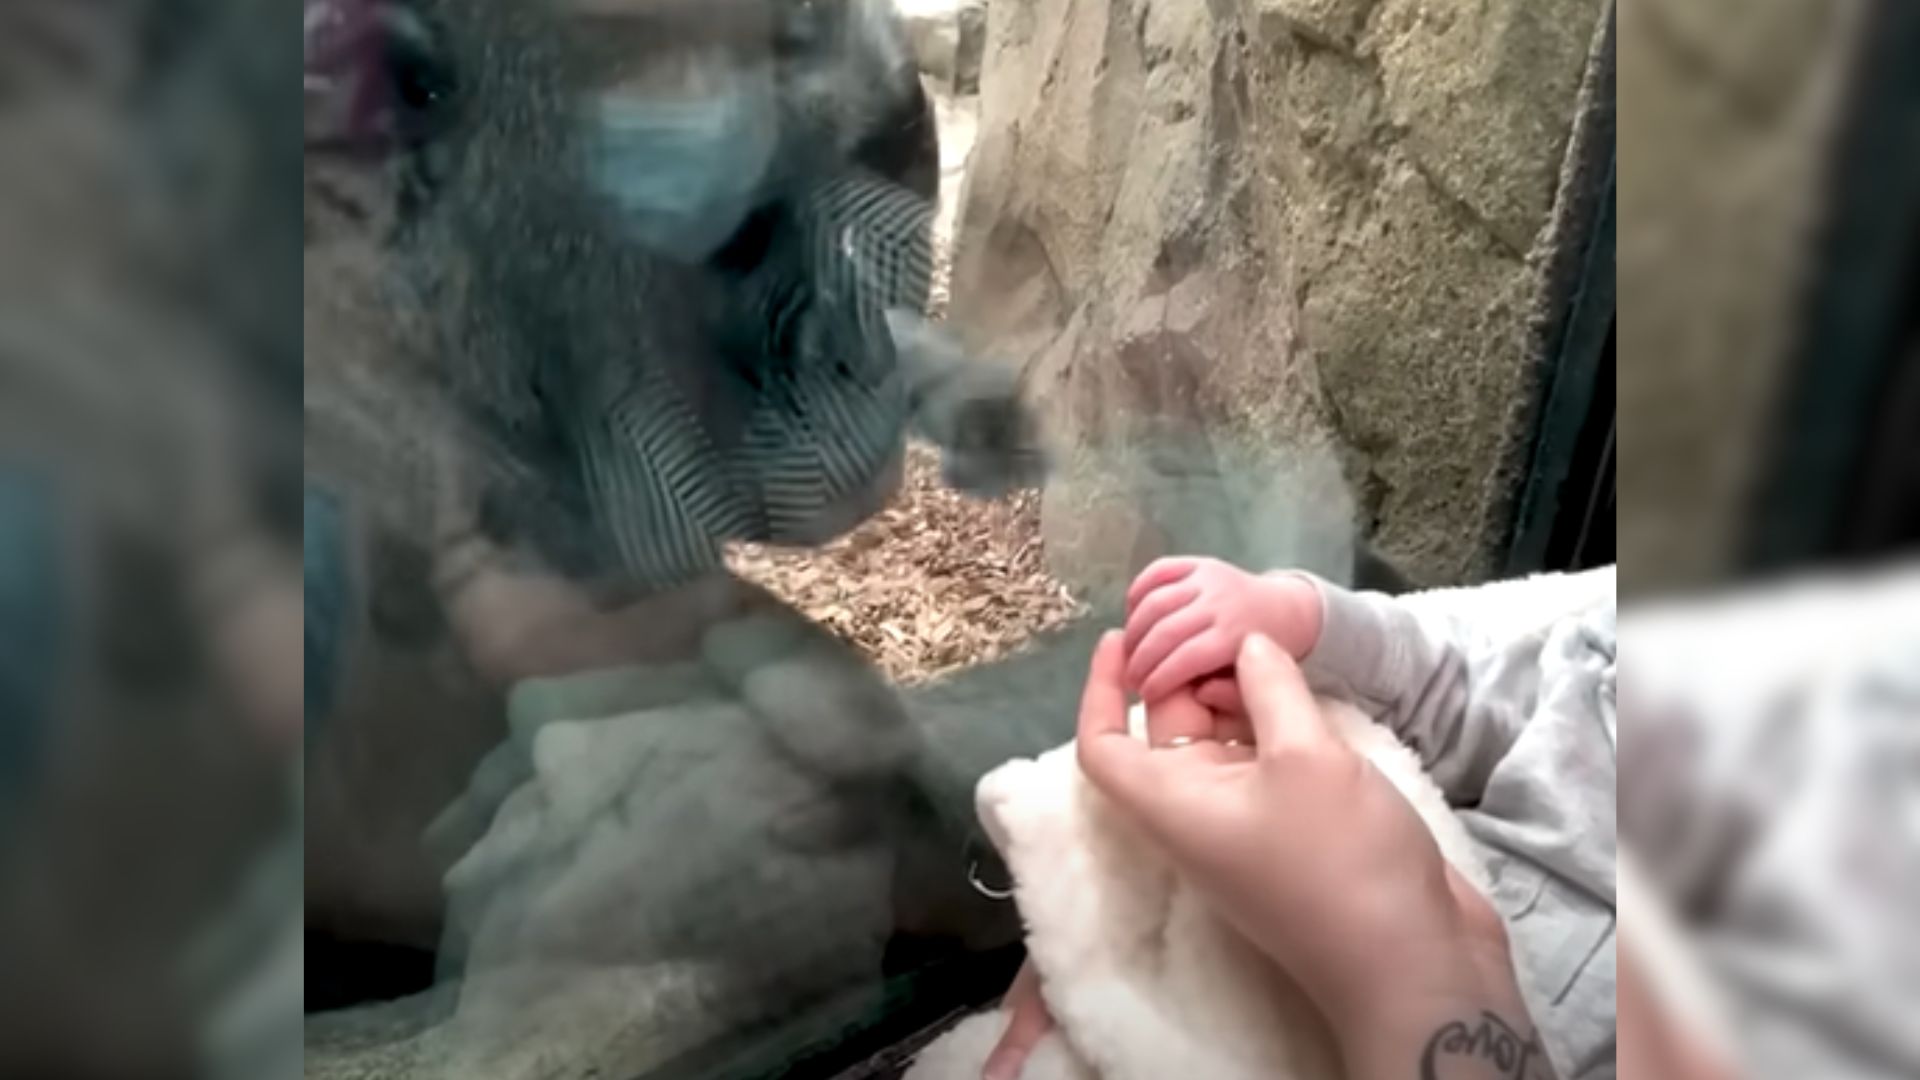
left=1123, top=605, right=1214, bottom=692
left=1143, top=687, right=1218, bottom=748
left=1212, top=715, right=1257, bottom=748
left=1077, top=632, right=1156, bottom=803
left=1236, top=634, right=1331, bottom=755
left=1193, top=675, right=1244, bottom=715
left=1125, top=557, right=1200, bottom=615
left=1198, top=684, right=1256, bottom=747
left=982, top=961, right=1056, bottom=1080
left=1122, top=580, right=1201, bottom=659
left=1078, top=631, right=1131, bottom=736
left=1136, top=629, right=1238, bottom=705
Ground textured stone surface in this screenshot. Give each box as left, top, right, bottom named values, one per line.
left=956, top=0, right=989, bottom=92
left=900, top=0, right=990, bottom=91
left=1375, top=0, right=1603, bottom=254
left=949, top=0, right=1607, bottom=586
left=1253, top=0, right=1376, bottom=49
left=1617, top=0, right=1857, bottom=594
left=900, top=0, right=964, bottom=84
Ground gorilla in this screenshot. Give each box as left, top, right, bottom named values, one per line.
left=302, top=0, right=1040, bottom=1015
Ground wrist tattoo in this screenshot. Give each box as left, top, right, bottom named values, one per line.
left=1418, top=1011, right=1553, bottom=1080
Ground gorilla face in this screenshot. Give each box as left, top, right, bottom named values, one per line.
left=773, top=0, right=932, bottom=189
left=303, top=0, right=944, bottom=582
left=305, top=0, right=936, bottom=208
left=589, top=62, right=785, bottom=264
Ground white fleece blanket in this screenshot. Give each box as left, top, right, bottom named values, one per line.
left=905, top=697, right=1492, bottom=1080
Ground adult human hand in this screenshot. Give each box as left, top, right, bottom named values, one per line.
left=1618, top=932, right=1738, bottom=1080
left=1122, top=557, right=1322, bottom=705
left=976, top=681, right=1245, bottom=1080
left=1077, top=631, right=1525, bottom=1061
left=980, top=959, right=1054, bottom=1080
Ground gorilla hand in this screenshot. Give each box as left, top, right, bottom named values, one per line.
left=887, top=310, right=1049, bottom=498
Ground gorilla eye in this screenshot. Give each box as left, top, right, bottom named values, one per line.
left=384, top=9, right=457, bottom=142
left=393, top=52, right=439, bottom=110
left=304, top=0, right=456, bottom=152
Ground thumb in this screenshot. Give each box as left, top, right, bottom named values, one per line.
left=1075, top=632, right=1155, bottom=806
left=1237, top=634, right=1330, bottom=754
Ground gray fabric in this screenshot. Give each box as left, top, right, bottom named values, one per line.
left=1621, top=569, right=1920, bottom=1080
left=580, top=171, right=934, bottom=590
left=726, top=171, right=930, bottom=538
left=1298, top=566, right=1618, bottom=1080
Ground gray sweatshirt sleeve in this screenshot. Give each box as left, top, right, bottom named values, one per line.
left=1291, top=571, right=1608, bottom=807
left=1621, top=568, right=1920, bottom=1080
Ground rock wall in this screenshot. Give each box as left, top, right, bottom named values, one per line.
left=1617, top=0, right=1859, bottom=596
left=949, top=0, right=1608, bottom=586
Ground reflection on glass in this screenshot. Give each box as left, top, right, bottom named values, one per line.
left=302, top=0, right=1415, bottom=1077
